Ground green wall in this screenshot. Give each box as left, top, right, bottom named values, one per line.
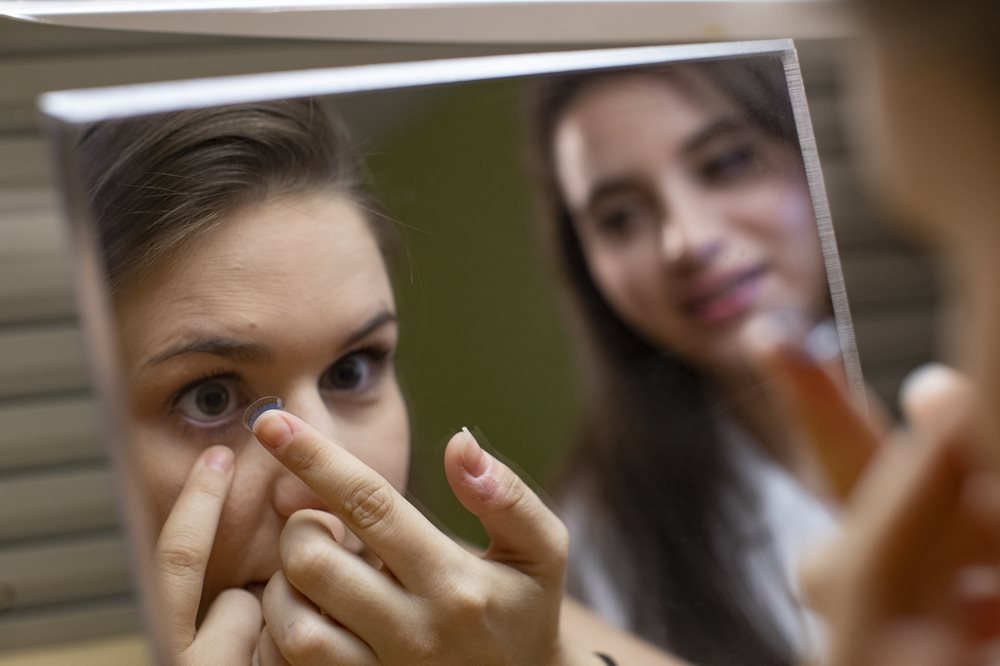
left=358, top=79, right=584, bottom=545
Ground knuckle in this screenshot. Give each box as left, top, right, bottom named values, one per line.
left=156, top=536, right=204, bottom=578
left=291, top=439, right=333, bottom=478
left=281, top=617, right=327, bottom=663
left=341, top=478, right=395, bottom=533
left=450, top=581, right=490, bottom=619
left=283, top=540, right=330, bottom=589
left=433, top=575, right=491, bottom=621
left=489, top=467, right=528, bottom=514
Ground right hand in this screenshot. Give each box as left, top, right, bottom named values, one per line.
left=154, top=445, right=263, bottom=664
left=250, top=412, right=599, bottom=666
left=750, top=327, right=1000, bottom=666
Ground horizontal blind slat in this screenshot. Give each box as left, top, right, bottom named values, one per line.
left=0, top=533, right=132, bottom=612
left=0, top=396, right=102, bottom=473
left=0, top=465, right=117, bottom=543
left=0, top=325, right=88, bottom=399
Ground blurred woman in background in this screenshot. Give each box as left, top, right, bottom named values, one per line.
left=531, top=56, right=839, bottom=665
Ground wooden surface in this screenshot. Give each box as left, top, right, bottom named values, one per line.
left=0, top=633, right=150, bottom=666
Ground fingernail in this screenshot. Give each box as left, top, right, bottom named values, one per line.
left=254, top=411, right=294, bottom=450
left=899, top=363, right=953, bottom=403
left=244, top=396, right=284, bottom=432
left=205, top=446, right=234, bottom=473
left=460, top=426, right=489, bottom=478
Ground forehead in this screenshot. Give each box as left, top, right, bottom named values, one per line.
left=117, top=192, right=393, bottom=362
left=553, top=72, right=736, bottom=194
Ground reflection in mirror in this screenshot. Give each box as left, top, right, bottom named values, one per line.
left=46, top=42, right=861, bottom=665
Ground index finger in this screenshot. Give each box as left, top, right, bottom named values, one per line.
left=154, top=445, right=235, bottom=653
left=744, top=318, right=882, bottom=501
left=252, top=410, right=461, bottom=589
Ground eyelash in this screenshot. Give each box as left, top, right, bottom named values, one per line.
left=321, top=345, right=393, bottom=394
left=165, top=344, right=395, bottom=436
left=700, top=143, right=760, bottom=182
left=168, top=369, right=241, bottom=412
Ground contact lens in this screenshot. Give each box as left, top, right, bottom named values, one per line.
left=243, top=396, right=284, bottom=432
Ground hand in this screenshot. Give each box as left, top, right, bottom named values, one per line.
left=154, top=446, right=263, bottom=665
left=750, top=327, right=1000, bottom=666
left=251, top=412, right=593, bottom=665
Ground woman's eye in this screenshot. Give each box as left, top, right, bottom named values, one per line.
left=701, top=144, right=759, bottom=182
left=176, top=377, right=243, bottom=424
left=593, top=199, right=654, bottom=240
left=321, top=350, right=388, bottom=393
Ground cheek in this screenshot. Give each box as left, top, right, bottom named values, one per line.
left=133, top=430, right=199, bottom=532
left=732, top=180, right=820, bottom=271
left=590, top=244, right=663, bottom=315
left=360, top=384, right=411, bottom=493
left=733, top=174, right=814, bottom=237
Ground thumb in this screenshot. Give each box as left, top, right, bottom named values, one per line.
left=443, top=428, right=568, bottom=580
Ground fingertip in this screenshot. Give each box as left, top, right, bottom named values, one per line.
left=444, top=428, right=502, bottom=508
left=243, top=395, right=284, bottom=432
left=203, top=445, right=235, bottom=473
left=458, top=427, right=489, bottom=478
left=900, top=363, right=975, bottom=440
left=899, top=363, right=961, bottom=408
left=253, top=410, right=295, bottom=451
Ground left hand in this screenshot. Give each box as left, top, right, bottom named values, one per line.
left=249, top=411, right=592, bottom=666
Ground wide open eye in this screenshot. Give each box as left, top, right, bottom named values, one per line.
left=321, top=349, right=389, bottom=394
left=176, top=376, right=243, bottom=425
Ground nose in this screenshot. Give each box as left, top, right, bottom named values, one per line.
left=267, top=387, right=333, bottom=518
left=659, top=185, right=725, bottom=271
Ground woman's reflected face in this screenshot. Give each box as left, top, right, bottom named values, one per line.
left=115, top=192, right=410, bottom=610
left=553, top=71, right=827, bottom=375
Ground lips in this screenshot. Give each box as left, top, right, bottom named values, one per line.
left=682, top=264, right=768, bottom=325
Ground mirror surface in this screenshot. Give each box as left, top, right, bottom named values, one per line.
left=44, top=41, right=860, bottom=664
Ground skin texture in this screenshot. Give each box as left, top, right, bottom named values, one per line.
left=553, top=71, right=827, bottom=380
left=116, top=192, right=409, bottom=653
left=117, top=190, right=680, bottom=665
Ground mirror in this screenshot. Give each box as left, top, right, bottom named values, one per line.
left=42, top=40, right=862, bottom=664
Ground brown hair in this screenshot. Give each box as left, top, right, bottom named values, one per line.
left=529, top=57, right=803, bottom=666
left=77, top=99, right=400, bottom=297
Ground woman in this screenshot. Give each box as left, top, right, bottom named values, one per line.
left=78, top=99, right=675, bottom=664
left=531, top=57, right=837, bottom=665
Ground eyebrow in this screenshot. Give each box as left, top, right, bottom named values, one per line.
left=681, top=117, right=753, bottom=155
left=582, top=117, right=754, bottom=215
left=142, top=310, right=398, bottom=369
